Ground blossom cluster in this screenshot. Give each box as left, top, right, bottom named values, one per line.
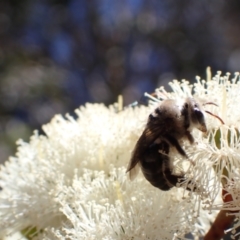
left=0, top=71, right=240, bottom=239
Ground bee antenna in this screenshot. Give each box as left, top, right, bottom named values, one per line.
left=203, top=102, right=218, bottom=107
left=205, top=110, right=225, bottom=124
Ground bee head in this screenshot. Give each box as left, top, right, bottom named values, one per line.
left=186, top=98, right=207, bottom=132
left=186, top=97, right=225, bottom=132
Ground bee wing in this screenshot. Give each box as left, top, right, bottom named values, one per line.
left=128, top=162, right=140, bottom=180
left=126, top=127, right=159, bottom=180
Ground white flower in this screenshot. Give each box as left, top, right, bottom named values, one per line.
left=155, top=71, right=240, bottom=238
left=45, top=168, right=203, bottom=240
left=0, top=70, right=240, bottom=239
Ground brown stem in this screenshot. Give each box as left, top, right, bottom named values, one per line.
left=204, top=189, right=235, bottom=240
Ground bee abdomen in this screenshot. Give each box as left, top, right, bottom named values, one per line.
left=140, top=142, right=198, bottom=191
left=140, top=142, right=174, bottom=191
left=141, top=167, right=173, bottom=191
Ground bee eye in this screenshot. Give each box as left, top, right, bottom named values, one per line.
left=194, top=109, right=204, bottom=121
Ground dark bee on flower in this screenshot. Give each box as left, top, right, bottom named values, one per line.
left=126, top=97, right=224, bottom=191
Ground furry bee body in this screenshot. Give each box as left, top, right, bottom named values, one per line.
left=126, top=97, right=223, bottom=191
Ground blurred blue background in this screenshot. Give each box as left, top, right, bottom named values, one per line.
left=0, top=0, right=240, bottom=164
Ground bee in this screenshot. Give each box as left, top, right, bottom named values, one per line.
left=126, top=97, right=224, bottom=191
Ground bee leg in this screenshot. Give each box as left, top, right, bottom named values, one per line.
left=164, top=168, right=184, bottom=187
left=159, top=141, right=170, bottom=154
left=164, top=169, right=199, bottom=192
left=184, top=180, right=200, bottom=192
left=164, top=135, right=187, bottom=157
left=185, top=131, right=194, bottom=144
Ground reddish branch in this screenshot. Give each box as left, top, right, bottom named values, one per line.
left=204, top=189, right=235, bottom=240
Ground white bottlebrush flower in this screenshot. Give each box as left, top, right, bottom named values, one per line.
left=44, top=167, right=204, bottom=240
left=155, top=71, right=240, bottom=238
left=0, top=70, right=240, bottom=239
